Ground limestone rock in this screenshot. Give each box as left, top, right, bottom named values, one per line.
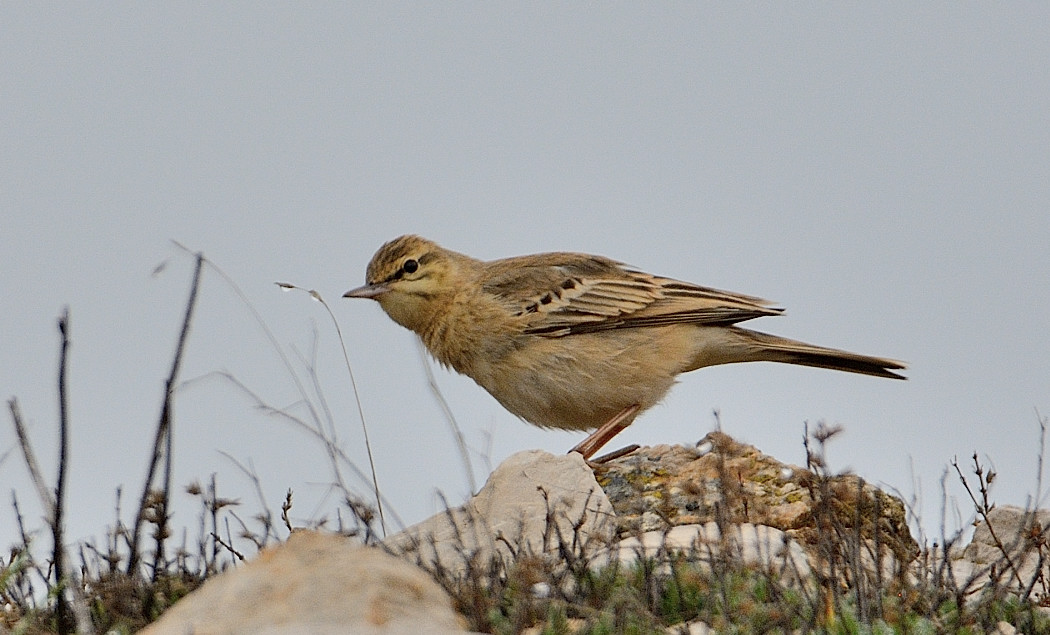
left=963, top=505, right=1050, bottom=563
left=993, top=621, right=1019, bottom=635
left=956, top=505, right=1050, bottom=591
left=592, top=522, right=812, bottom=585
left=675, top=622, right=715, bottom=635
left=594, top=432, right=916, bottom=567
left=142, top=531, right=468, bottom=635
left=385, top=449, right=616, bottom=575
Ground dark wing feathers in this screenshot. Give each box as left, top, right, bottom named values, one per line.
left=480, top=253, right=782, bottom=337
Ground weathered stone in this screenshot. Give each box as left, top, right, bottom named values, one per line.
left=593, top=432, right=917, bottom=568
left=385, top=449, right=616, bottom=576
left=993, top=620, right=1019, bottom=635
left=674, top=622, right=715, bottom=635
left=141, top=531, right=468, bottom=635
left=592, top=522, right=812, bottom=585
left=956, top=505, right=1050, bottom=592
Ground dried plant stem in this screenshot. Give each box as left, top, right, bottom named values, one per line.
left=275, top=282, right=387, bottom=537
left=170, top=243, right=385, bottom=536
left=53, top=308, right=74, bottom=634
left=311, top=292, right=386, bottom=537
left=8, top=398, right=54, bottom=511
left=952, top=453, right=1025, bottom=589
left=127, top=252, right=203, bottom=576
left=224, top=371, right=401, bottom=526
left=417, top=340, right=476, bottom=493
left=1036, top=409, right=1047, bottom=508
left=7, top=311, right=92, bottom=634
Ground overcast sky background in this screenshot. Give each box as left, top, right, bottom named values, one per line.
left=3, top=5, right=1049, bottom=552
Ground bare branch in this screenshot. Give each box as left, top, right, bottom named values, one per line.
left=128, top=252, right=204, bottom=576
left=7, top=398, right=55, bottom=512
left=53, top=307, right=76, bottom=634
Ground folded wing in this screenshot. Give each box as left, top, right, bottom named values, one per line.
left=481, top=253, right=783, bottom=337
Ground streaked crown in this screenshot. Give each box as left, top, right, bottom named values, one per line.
left=364, top=234, right=440, bottom=285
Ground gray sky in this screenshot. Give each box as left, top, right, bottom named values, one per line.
left=3, top=5, right=1049, bottom=549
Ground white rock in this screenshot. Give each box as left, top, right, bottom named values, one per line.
left=993, top=620, right=1018, bottom=635
left=141, top=531, right=469, bottom=635
left=592, top=522, right=812, bottom=584
left=385, top=450, right=616, bottom=574
left=670, top=622, right=714, bottom=635
left=958, top=505, right=1050, bottom=590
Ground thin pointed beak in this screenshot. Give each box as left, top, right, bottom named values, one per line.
left=343, top=283, right=389, bottom=299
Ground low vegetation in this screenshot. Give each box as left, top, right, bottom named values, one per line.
left=4, top=254, right=1050, bottom=633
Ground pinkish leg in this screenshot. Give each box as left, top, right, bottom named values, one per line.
left=568, top=404, right=641, bottom=460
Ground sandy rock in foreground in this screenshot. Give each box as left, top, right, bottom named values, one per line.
left=142, top=530, right=469, bottom=635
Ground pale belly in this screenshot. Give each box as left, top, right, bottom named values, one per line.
left=471, top=326, right=702, bottom=431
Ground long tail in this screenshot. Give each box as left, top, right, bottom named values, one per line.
left=724, top=327, right=907, bottom=380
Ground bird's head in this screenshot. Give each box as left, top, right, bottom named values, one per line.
left=343, top=235, right=462, bottom=333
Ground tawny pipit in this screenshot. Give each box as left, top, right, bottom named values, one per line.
left=344, top=235, right=905, bottom=458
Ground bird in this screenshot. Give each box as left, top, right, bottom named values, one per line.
left=343, top=235, right=906, bottom=459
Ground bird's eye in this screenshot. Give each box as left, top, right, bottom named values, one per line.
left=402, top=259, right=419, bottom=274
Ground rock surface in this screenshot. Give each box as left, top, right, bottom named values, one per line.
left=141, top=531, right=469, bottom=635
left=592, top=522, right=813, bottom=584
left=963, top=505, right=1050, bottom=566
left=384, top=449, right=616, bottom=575
left=594, top=432, right=917, bottom=566
left=952, top=504, right=1050, bottom=593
